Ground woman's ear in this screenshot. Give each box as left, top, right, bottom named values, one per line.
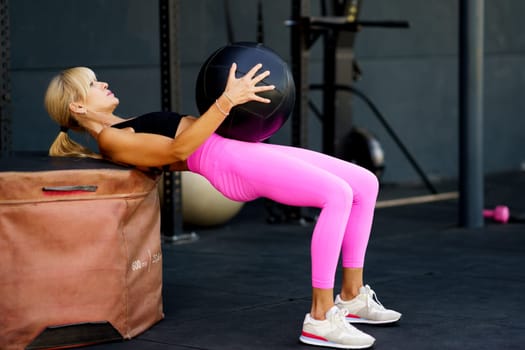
left=69, top=102, right=86, bottom=114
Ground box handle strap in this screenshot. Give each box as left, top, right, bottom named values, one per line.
left=42, top=185, right=98, bottom=192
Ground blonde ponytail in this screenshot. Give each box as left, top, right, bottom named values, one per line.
left=49, top=129, right=101, bottom=159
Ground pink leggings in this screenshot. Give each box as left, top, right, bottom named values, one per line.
left=187, top=134, right=379, bottom=289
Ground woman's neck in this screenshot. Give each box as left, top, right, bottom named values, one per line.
left=78, top=110, right=125, bottom=137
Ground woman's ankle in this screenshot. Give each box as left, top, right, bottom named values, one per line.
left=339, top=286, right=362, bottom=301
left=311, top=287, right=335, bottom=320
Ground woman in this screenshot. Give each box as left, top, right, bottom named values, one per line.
left=44, top=64, right=400, bottom=349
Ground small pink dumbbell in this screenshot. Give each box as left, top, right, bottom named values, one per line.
left=483, top=205, right=510, bottom=223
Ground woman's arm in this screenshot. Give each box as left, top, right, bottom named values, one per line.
left=97, top=63, right=274, bottom=167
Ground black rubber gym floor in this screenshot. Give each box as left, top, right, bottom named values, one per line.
left=90, top=170, right=525, bottom=350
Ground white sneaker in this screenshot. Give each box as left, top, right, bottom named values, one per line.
left=299, top=306, right=375, bottom=349
left=335, top=285, right=402, bottom=324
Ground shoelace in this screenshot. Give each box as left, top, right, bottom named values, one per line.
left=330, top=307, right=356, bottom=331
left=364, top=285, right=386, bottom=310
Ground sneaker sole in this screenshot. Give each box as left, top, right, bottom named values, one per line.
left=346, top=315, right=401, bottom=324
left=299, top=335, right=374, bottom=349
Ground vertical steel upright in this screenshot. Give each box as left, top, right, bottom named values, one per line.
left=459, top=0, right=484, bottom=228
left=0, top=0, right=12, bottom=157
left=322, top=0, right=359, bottom=158
left=321, top=26, right=337, bottom=156
left=159, top=0, right=184, bottom=239
left=281, top=0, right=311, bottom=222
left=290, top=0, right=310, bottom=150
left=333, top=0, right=360, bottom=160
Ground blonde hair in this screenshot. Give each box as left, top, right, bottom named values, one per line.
left=44, top=67, right=101, bottom=159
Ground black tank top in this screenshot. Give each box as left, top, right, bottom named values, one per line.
left=111, top=111, right=184, bottom=138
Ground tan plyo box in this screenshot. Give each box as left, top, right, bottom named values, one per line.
left=0, top=157, right=164, bottom=349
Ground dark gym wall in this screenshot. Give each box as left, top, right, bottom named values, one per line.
left=8, top=0, right=525, bottom=184
left=348, top=0, right=525, bottom=184
left=10, top=0, right=161, bottom=153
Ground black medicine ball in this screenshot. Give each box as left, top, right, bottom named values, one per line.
left=195, top=42, right=295, bottom=142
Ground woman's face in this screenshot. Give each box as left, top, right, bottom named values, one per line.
left=83, top=80, right=120, bottom=113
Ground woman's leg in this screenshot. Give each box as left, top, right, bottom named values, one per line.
left=340, top=268, right=364, bottom=300
left=189, top=136, right=377, bottom=318
left=263, top=145, right=379, bottom=260
left=220, top=143, right=355, bottom=320
left=270, top=146, right=401, bottom=326
left=262, top=144, right=380, bottom=301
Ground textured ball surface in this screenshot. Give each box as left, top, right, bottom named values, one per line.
left=195, top=42, right=295, bottom=142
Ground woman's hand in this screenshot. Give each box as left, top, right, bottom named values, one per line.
left=222, top=63, right=275, bottom=106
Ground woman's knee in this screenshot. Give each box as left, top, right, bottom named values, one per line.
left=341, top=166, right=379, bottom=203
left=364, top=168, right=380, bottom=196
left=325, top=179, right=354, bottom=211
